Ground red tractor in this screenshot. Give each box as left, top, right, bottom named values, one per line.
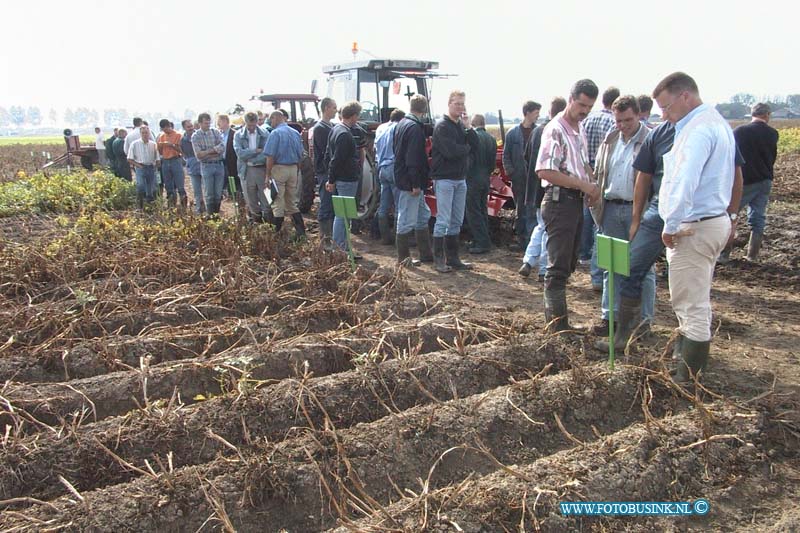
left=315, top=58, right=515, bottom=222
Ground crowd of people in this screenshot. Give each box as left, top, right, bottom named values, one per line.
left=94, top=70, right=779, bottom=385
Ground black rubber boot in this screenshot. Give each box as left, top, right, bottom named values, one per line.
left=136, top=192, right=145, bottom=210
left=594, top=297, right=642, bottom=351
left=291, top=212, right=306, bottom=241
left=396, top=232, right=420, bottom=266
left=415, top=229, right=433, bottom=263
left=273, top=217, right=284, bottom=233
left=674, top=338, right=710, bottom=384
left=543, top=288, right=570, bottom=333
left=445, top=235, right=472, bottom=270
left=433, top=237, right=453, bottom=273
left=378, top=216, right=394, bottom=245
left=319, top=218, right=333, bottom=250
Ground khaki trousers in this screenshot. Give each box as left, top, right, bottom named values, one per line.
left=666, top=215, right=730, bottom=342
left=271, top=164, right=299, bottom=217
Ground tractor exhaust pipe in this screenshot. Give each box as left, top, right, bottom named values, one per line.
left=498, top=109, right=506, bottom=143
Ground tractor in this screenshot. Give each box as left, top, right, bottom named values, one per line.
left=42, top=129, right=100, bottom=172
left=315, top=58, right=514, bottom=222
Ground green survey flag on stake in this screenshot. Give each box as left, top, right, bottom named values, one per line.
left=596, top=234, right=630, bottom=370
left=331, top=195, right=358, bottom=272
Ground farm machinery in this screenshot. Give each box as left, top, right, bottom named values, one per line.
left=315, top=57, right=515, bottom=221
left=42, top=129, right=100, bottom=172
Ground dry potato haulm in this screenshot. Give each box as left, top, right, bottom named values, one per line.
left=0, top=72, right=799, bottom=532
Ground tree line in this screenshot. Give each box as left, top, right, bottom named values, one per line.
left=0, top=107, right=197, bottom=130
left=716, top=93, right=800, bottom=119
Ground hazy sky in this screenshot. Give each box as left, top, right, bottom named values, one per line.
left=2, top=0, right=797, bottom=121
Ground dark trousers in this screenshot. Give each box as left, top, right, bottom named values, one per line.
left=512, top=177, right=531, bottom=244
left=465, top=175, right=490, bottom=248
left=541, top=188, right=583, bottom=290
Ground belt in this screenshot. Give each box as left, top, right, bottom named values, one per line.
left=545, top=186, right=583, bottom=200
left=201, top=160, right=223, bottom=164
left=687, top=213, right=727, bottom=223
left=274, top=162, right=298, bottom=166
left=605, top=198, right=633, bottom=205
left=162, top=157, right=180, bottom=161
left=247, top=163, right=266, bottom=168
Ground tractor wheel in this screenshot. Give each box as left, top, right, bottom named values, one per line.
left=356, top=153, right=379, bottom=222
left=297, top=154, right=316, bottom=214
left=80, top=155, right=95, bottom=170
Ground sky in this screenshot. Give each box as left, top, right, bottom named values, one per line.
left=1, top=0, right=798, bottom=123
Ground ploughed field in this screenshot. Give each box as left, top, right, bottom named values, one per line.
left=0, top=143, right=799, bottom=532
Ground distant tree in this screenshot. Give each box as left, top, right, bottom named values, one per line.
left=0, top=107, right=10, bottom=127
left=183, top=108, right=196, bottom=120
left=117, top=108, right=130, bottom=127
left=64, top=108, right=75, bottom=126
left=87, top=109, right=99, bottom=127
left=731, top=93, right=756, bottom=106
left=26, top=106, right=42, bottom=126
left=48, top=108, right=58, bottom=125
left=484, top=111, right=499, bottom=125
left=9, top=106, right=26, bottom=127
left=715, top=102, right=748, bottom=119
left=103, top=108, right=119, bottom=127
left=787, top=94, right=800, bottom=108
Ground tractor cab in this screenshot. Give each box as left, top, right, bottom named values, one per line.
left=250, top=93, right=321, bottom=131
left=319, top=59, right=452, bottom=129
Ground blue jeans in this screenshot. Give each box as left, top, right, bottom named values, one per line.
left=580, top=205, right=595, bottom=260
left=160, top=158, right=186, bottom=200
left=316, top=174, right=333, bottom=222
left=523, top=207, right=548, bottom=276
left=433, top=179, right=467, bottom=237
left=618, top=202, right=663, bottom=320
left=134, top=166, right=156, bottom=203
left=739, top=179, right=772, bottom=235
left=589, top=224, right=603, bottom=287
left=201, top=161, right=225, bottom=213
left=377, top=165, right=399, bottom=218
left=396, top=189, right=432, bottom=234
left=332, top=181, right=359, bottom=250
left=190, top=173, right=204, bottom=213
left=598, top=202, right=656, bottom=322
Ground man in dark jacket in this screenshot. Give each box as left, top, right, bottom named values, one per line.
left=312, top=97, right=337, bottom=247
left=217, top=114, right=243, bottom=208
left=430, top=90, right=479, bottom=272
left=519, top=97, right=567, bottom=280
left=112, top=129, right=131, bottom=181
left=325, top=101, right=362, bottom=254
left=393, top=94, right=434, bottom=266
left=465, top=114, right=498, bottom=254
left=105, top=129, right=118, bottom=173
left=732, top=102, right=779, bottom=261
left=503, top=100, right=541, bottom=250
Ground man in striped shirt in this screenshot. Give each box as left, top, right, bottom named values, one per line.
left=127, top=126, right=160, bottom=209
left=191, top=113, right=226, bottom=217
left=536, top=79, right=601, bottom=332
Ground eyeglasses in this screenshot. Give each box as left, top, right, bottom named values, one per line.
left=660, top=92, right=685, bottom=114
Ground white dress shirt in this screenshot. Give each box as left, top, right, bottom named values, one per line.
left=127, top=139, right=160, bottom=166
left=658, top=104, right=735, bottom=234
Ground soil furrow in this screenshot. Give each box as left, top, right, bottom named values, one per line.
left=329, top=404, right=769, bottom=533
left=1, top=333, right=561, bottom=501
left=0, top=364, right=679, bottom=532
left=0, top=315, right=493, bottom=431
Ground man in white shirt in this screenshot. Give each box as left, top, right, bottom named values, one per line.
left=123, top=117, right=144, bottom=156
left=127, top=126, right=161, bottom=208
left=94, top=127, right=107, bottom=166
left=653, top=72, right=735, bottom=384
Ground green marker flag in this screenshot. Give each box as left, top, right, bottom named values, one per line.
left=596, top=234, right=630, bottom=370
left=331, top=195, right=358, bottom=272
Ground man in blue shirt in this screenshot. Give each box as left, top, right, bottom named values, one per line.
left=653, top=72, right=737, bottom=384
left=264, top=111, right=305, bottom=238
left=374, top=109, right=405, bottom=245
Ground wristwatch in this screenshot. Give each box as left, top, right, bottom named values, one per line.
left=729, top=213, right=738, bottom=221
